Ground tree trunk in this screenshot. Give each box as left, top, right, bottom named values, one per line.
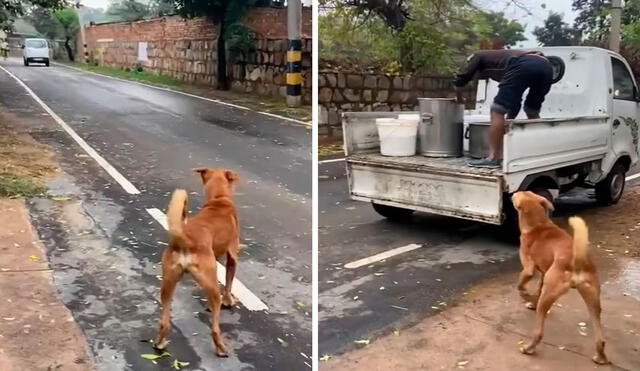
left=217, top=21, right=229, bottom=90
left=64, top=37, right=74, bottom=62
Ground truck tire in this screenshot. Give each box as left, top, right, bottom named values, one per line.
left=371, top=202, right=414, bottom=220
left=45, top=59, right=50, bottom=67
left=23, top=59, right=28, bottom=66
left=595, top=163, right=626, bottom=206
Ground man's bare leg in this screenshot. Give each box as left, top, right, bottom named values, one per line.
left=489, top=111, right=506, bottom=159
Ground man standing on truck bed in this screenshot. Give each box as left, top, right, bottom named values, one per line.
left=454, top=49, right=553, bottom=168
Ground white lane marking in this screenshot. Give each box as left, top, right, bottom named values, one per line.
left=626, top=173, right=640, bottom=181
left=0, top=65, right=141, bottom=195
left=344, top=243, right=423, bottom=269
left=54, top=62, right=311, bottom=127
left=146, top=208, right=168, bottom=229
left=319, top=158, right=345, bottom=164
left=145, top=208, right=269, bottom=312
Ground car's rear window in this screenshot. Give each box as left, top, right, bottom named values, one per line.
left=26, top=40, right=47, bottom=48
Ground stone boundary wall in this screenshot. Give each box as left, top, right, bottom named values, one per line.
left=79, top=7, right=312, bottom=103
left=318, top=70, right=475, bottom=141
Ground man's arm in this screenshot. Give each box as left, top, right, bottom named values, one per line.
left=454, top=54, right=481, bottom=88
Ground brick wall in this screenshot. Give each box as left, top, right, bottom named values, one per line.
left=79, top=7, right=312, bottom=103
left=318, top=70, right=475, bottom=141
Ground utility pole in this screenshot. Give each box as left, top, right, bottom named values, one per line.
left=610, top=0, right=622, bottom=53
left=286, top=0, right=302, bottom=107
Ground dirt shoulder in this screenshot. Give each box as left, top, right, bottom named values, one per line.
left=0, top=112, right=94, bottom=370
left=321, top=189, right=640, bottom=371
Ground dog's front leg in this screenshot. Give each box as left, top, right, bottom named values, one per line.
left=517, top=268, right=537, bottom=308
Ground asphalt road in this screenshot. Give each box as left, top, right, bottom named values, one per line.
left=318, top=157, right=640, bottom=357
left=0, top=58, right=311, bottom=370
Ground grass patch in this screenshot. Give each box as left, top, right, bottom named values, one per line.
left=0, top=117, right=57, bottom=198
left=319, top=142, right=344, bottom=158
left=69, top=62, right=183, bottom=88
left=0, top=174, right=46, bottom=198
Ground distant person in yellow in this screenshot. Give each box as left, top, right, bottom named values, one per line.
left=0, top=32, right=8, bottom=60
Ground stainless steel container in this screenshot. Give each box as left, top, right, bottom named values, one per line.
left=465, top=122, right=491, bottom=159
left=418, top=98, right=463, bottom=157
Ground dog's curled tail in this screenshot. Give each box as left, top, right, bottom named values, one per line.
left=569, top=216, right=589, bottom=270
left=167, top=189, right=188, bottom=242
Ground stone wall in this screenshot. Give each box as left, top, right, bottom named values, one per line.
left=79, top=7, right=312, bottom=103
left=318, top=70, right=475, bottom=141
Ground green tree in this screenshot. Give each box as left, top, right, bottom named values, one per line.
left=169, top=0, right=260, bottom=89
left=1, top=0, right=70, bottom=31
left=29, top=6, right=63, bottom=39
left=533, top=12, right=576, bottom=46
left=148, top=0, right=176, bottom=17
left=475, top=11, right=526, bottom=47
left=106, top=0, right=151, bottom=22
left=54, top=8, right=78, bottom=61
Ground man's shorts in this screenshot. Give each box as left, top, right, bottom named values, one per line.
left=491, top=55, right=553, bottom=119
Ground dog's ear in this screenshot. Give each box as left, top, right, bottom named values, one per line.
left=225, top=170, right=239, bottom=183
left=530, top=191, right=555, bottom=212
left=193, top=168, right=209, bottom=182
left=540, top=197, right=555, bottom=212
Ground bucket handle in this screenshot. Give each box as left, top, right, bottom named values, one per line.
left=421, top=113, right=434, bottom=125
left=464, top=127, right=469, bottom=139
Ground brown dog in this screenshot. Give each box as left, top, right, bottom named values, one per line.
left=154, top=168, right=240, bottom=357
left=511, top=191, right=609, bottom=364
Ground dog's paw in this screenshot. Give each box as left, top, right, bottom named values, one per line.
left=153, top=338, right=169, bottom=350
left=222, top=294, right=236, bottom=308
left=592, top=355, right=610, bottom=365
left=525, top=302, right=536, bottom=310
left=216, top=347, right=230, bottom=358
left=519, top=345, right=536, bottom=355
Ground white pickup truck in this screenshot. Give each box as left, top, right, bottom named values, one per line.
left=342, top=46, right=640, bottom=227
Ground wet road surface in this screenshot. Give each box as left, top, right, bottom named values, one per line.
left=0, top=58, right=311, bottom=370
left=318, top=158, right=640, bottom=357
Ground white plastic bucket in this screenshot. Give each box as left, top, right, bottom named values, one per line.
left=376, top=117, right=419, bottom=156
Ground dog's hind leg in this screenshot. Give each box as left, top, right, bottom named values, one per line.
left=154, top=257, right=183, bottom=350
left=521, top=270, right=570, bottom=356
left=222, top=249, right=238, bottom=308
left=192, top=260, right=229, bottom=357
left=577, top=280, right=610, bottom=365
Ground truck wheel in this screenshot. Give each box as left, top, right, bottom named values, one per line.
left=371, top=202, right=414, bottom=220
left=45, top=59, right=50, bottom=67
left=595, top=163, right=626, bottom=206
left=23, top=59, right=28, bottom=66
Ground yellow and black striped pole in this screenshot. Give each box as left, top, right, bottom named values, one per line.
left=286, top=0, right=302, bottom=107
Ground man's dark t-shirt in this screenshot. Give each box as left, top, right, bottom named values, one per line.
left=454, top=49, right=528, bottom=87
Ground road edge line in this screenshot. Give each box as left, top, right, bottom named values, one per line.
left=0, top=64, right=141, bottom=195
left=54, top=62, right=312, bottom=127
left=145, top=208, right=269, bottom=312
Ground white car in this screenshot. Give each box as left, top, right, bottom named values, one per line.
left=23, top=38, right=50, bottom=66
